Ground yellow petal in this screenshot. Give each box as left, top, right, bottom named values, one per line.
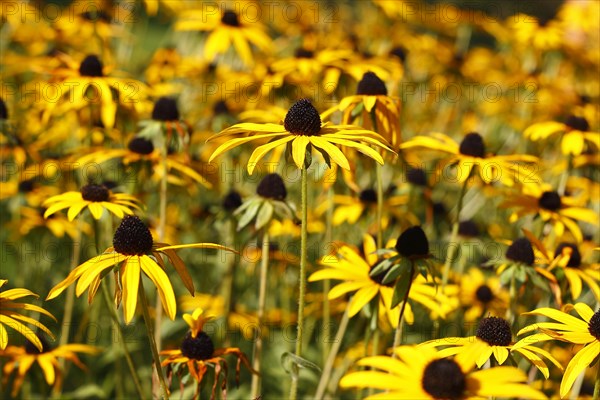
left=37, top=354, right=56, bottom=385
left=291, top=136, right=310, bottom=169
left=310, top=136, right=350, bottom=170
left=140, top=255, right=176, bottom=320
left=560, top=342, right=599, bottom=398
left=348, top=285, right=379, bottom=317
left=121, top=257, right=141, bottom=323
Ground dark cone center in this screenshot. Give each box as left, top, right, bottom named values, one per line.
left=152, top=97, right=180, bottom=121
left=222, top=189, right=243, bottom=211
left=256, top=173, right=287, bottom=200
left=356, top=72, right=388, bottom=95
left=283, top=99, right=321, bottom=136
left=359, top=188, right=377, bottom=204
left=406, top=168, right=427, bottom=186
left=181, top=331, right=215, bottom=360
left=113, top=215, right=153, bottom=256
left=25, top=333, right=52, bottom=354
left=565, top=115, right=589, bottom=132
left=506, top=237, right=535, bottom=266
left=459, top=133, right=486, bottom=158
left=0, top=98, right=7, bottom=120
left=395, top=226, right=429, bottom=259
left=221, top=10, right=240, bottom=27
left=128, top=137, right=155, bottom=155
left=81, top=184, right=110, bottom=202
left=554, top=243, right=582, bottom=267
left=476, top=316, right=512, bottom=346
left=295, top=48, right=314, bottom=59
left=588, top=310, right=600, bottom=341
left=18, top=179, right=35, bottom=193
left=390, top=46, right=407, bottom=63
left=422, top=359, right=466, bottom=400
left=538, top=191, right=562, bottom=211
left=79, top=55, right=104, bottom=77
left=458, top=220, right=480, bottom=238
left=356, top=72, right=388, bottom=96
left=475, top=285, right=494, bottom=303
left=213, top=100, right=230, bottom=115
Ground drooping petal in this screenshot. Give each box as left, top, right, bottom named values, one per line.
left=140, top=255, right=176, bottom=320
left=121, top=256, right=141, bottom=323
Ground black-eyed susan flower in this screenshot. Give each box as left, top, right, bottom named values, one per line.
left=400, top=132, right=539, bottom=186
left=422, top=316, right=562, bottom=379
left=515, top=303, right=600, bottom=398
left=138, top=97, right=191, bottom=154
left=46, top=215, right=234, bottom=323
left=160, top=308, right=255, bottom=396
left=43, top=183, right=142, bottom=221
left=525, top=115, right=599, bottom=156
left=0, top=333, right=100, bottom=396
left=0, top=280, right=55, bottom=352
left=234, top=173, right=295, bottom=231
left=548, top=242, right=600, bottom=301
left=501, top=184, right=599, bottom=242
left=322, top=71, right=402, bottom=150
left=175, top=8, right=272, bottom=66
left=339, top=345, right=547, bottom=399
left=458, top=267, right=509, bottom=322
left=308, top=234, right=454, bottom=327
left=208, top=99, right=394, bottom=174
left=15, top=207, right=90, bottom=240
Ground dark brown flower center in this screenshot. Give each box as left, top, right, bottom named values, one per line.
left=81, top=9, right=112, bottom=22
left=18, top=179, right=35, bottom=193
left=406, top=168, right=427, bottom=186
left=395, top=226, right=429, bottom=259
left=81, top=184, right=110, bottom=202
left=476, top=316, right=512, bottom=346
left=295, top=48, right=314, bottom=59
left=256, top=173, right=287, bottom=200
left=554, top=243, right=581, bottom=267
left=538, top=191, right=562, bottom=211
left=79, top=55, right=104, bottom=77
left=213, top=100, right=230, bottom=115
left=389, top=46, right=407, bottom=63
left=221, top=10, right=240, bottom=27
left=359, top=188, right=377, bottom=204
left=565, top=115, right=589, bottom=132
left=0, top=98, right=7, bottom=120
left=458, top=220, right=480, bottom=238
left=506, top=238, right=534, bottom=266
left=459, top=133, right=486, bottom=158
left=113, top=215, right=153, bottom=256
left=475, top=285, right=494, bottom=303
left=25, top=333, right=52, bottom=354
left=128, top=137, right=155, bottom=155
left=283, top=99, right=321, bottom=136
left=181, top=331, right=215, bottom=360
left=356, top=72, right=388, bottom=96
left=152, top=97, right=180, bottom=121
left=588, top=310, right=600, bottom=341
left=222, top=189, right=243, bottom=211
left=422, top=359, right=466, bottom=400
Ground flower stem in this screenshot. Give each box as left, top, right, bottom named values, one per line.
left=139, top=279, right=170, bottom=400
left=592, top=358, right=600, bottom=400
left=289, top=164, right=308, bottom=400
left=322, top=186, right=334, bottom=364
left=442, top=176, right=470, bottom=287
left=314, top=306, right=350, bottom=400
left=101, top=283, right=146, bottom=399
left=392, top=262, right=415, bottom=354
left=251, top=231, right=270, bottom=399
left=370, top=109, right=384, bottom=249
left=221, top=218, right=237, bottom=346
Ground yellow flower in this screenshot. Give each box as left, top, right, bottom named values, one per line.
left=160, top=308, right=256, bottom=394
left=501, top=183, right=598, bottom=242
left=515, top=303, right=600, bottom=398
left=46, top=216, right=235, bottom=323
left=175, top=8, right=271, bottom=66
left=458, top=267, right=509, bottom=322
left=329, top=187, right=411, bottom=227
left=0, top=334, right=100, bottom=396
left=0, top=280, right=55, bottom=352
left=15, top=206, right=91, bottom=240
left=208, top=99, right=394, bottom=174
left=524, top=116, right=599, bottom=156
left=400, top=132, right=539, bottom=186
left=322, top=71, right=402, bottom=151
left=43, top=183, right=143, bottom=221
left=422, top=316, right=562, bottom=379
left=308, top=234, right=453, bottom=327
left=340, top=345, right=547, bottom=399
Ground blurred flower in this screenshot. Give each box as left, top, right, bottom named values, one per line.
left=458, top=267, right=509, bottom=322
left=46, top=216, right=234, bottom=323
left=340, top=345, right=547, bottom=399
left=525, top=115, right=599, bottom=156
left=515, top=303, right=600, bottom=398
left=0, top=280, right=55, bottom=351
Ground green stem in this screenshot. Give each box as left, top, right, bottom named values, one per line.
left=322, top=187, right=334, bottom=364
left=289, top=165, right=308, bottom=400
left=392, top=262, right=415, bottom=354
left=101, top=283, right=146, bottom=399
left=139, top=279, right=170, bottom=400
left=314, top=306, right=350, bottom=400
left=369, top=109, right=384, bottom=249
left=507, top=271, right=517, bottom=323
left=593, top=352, right=600, bottom=400
left=441, top=176, right=470, bottom=287
left=251, top=232, right=270, bottom=399
left=221, top=218, right=237, bottom=346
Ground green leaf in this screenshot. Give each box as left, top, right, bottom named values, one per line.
left=351, top=101, right=364, bottom=118
left=382, top=264, right=402, bottom=284
left=304, top=144, right=313, bottom=169
left=255, top=200, right=274, bottom=230
left=314, top=146, right=332, bottom=169
left=391, top=268, right=414, bottom=308
left=237, top=199, right=263, bottom=230
left=281, top=352, right=322, bottom=375
left=370, top=258, right=393, bottom=277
